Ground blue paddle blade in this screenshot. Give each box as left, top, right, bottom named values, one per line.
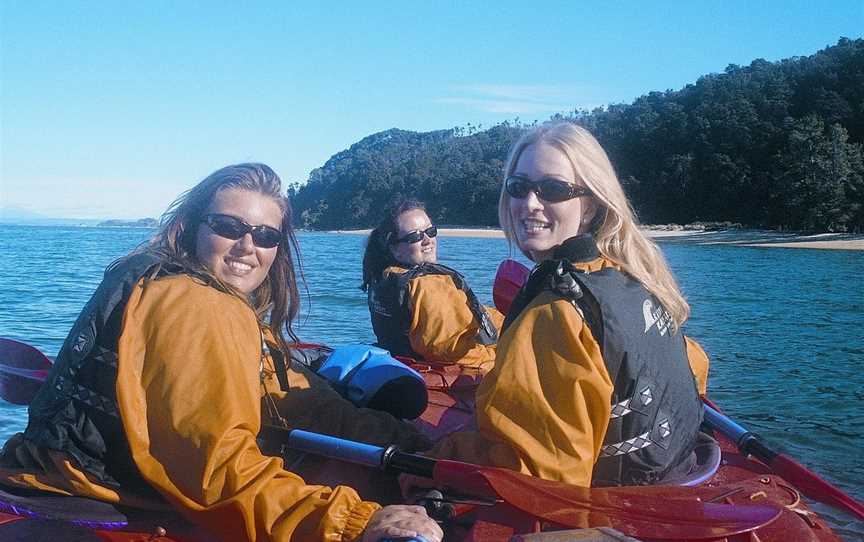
left=0, top=338, right=52, bottom=405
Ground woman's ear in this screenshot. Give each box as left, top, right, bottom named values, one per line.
left=579, top=200, right=600, bottom=233
left=387, top=236, right=400, bottom=260
left=379, top=231, right=392, bottom=250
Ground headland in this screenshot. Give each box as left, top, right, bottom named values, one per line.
left=329, top=227, right=864, bottom=251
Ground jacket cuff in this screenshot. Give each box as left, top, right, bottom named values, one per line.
left=342, top=500, right=381, bottom=542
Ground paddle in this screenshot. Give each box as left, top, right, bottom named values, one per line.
left=492, top=259, right=530, bottom=315
left=281, top=428, right=779, bottom=540
left=0, top=338, right=52, bottom=405
left=703, top=402, right=864, bottom=520
left=0, top=338, right=779, bottom=540
left=490, top=258, right=864, bottom=520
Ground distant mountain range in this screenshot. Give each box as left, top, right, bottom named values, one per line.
left=0, top=207, right=155, bottom=227
left=0, top=206, right=51, bottom=222
left=0, top=209, right=100, bottom=226
left=96, top=218, right=158, bottom=228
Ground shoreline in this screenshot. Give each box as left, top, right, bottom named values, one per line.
left=326, top=228, right=864, bottom=251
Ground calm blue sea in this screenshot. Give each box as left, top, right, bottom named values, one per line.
left=0, top=225, right=862, bottom=536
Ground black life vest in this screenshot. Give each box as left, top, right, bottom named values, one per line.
left=23, top=252, right=181, bottom=495
left=367, top=263, right=498, bottom=359
left=503, top=235, right=703, bottom=486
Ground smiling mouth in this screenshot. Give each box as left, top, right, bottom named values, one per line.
left=521, top=219, right=550, bottom=234
left=225, top=258, right=254, bottom=275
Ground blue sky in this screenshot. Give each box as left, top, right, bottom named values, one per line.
left=1, top=1, right=862, bottom=219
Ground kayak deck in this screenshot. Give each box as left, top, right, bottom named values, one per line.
left=408, top=360, right=843, bottom=542
left=0, top=350, right=845, bottom=541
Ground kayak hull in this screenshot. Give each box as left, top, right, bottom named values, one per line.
left=0, top=508, right=210, bottom=542
left=404, top=360, right=843, bottom=542
left=0, top=349, right=844, bottom=541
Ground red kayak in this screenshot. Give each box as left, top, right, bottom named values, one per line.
left=403, top=358, right=845, bottom=542
left=0, top=338, right=853, bottom=541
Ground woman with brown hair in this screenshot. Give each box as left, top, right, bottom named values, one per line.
left=362, top=198, right=503, bottom=372
left=0, top=163, right=441, bottom=542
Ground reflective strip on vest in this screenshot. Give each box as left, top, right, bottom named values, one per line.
left=600, top=431, right=653, bottom=457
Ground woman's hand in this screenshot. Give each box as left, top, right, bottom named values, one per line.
left=360, top=504, right=443, bottom=542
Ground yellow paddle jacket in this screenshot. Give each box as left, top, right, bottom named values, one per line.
left=432, top=257, right=710, bottom=487
left=0, top=273, right=423, bottom=541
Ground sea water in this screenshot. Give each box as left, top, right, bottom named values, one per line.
left=0, top=224, right=862, bottom=537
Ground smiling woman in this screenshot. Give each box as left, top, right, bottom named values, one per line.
left=426, top=121, right=710, bottom=489
left=0, top=164, right=442, bottom=542
left=195, top=191, right=284, bottom=294
left=362, top=198, right=503, bottom=371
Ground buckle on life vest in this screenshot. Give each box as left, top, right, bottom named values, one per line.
left=551, top=260, right=583, bottom=300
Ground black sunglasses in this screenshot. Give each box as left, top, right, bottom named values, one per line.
left=201, top=214, right=283, bottom=249
left=505, top=175, right=592, bottom=203
left=392, top=225, right=438, bottom=244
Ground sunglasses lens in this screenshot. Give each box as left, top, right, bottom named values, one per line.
left=505, top=177, right=531, bottom=199
left=506, top=176, right=583, bottom=203
left=403, top=231, right=424, bottom=244
left=251, top=228, right=282, bottom=248
left=396, top=225, right=437, bottom=244
left=206, top=214, right=281, bottom=248
left=538, top=179, right=574, bottom=202
left=208, top=215, right=246, bottom=240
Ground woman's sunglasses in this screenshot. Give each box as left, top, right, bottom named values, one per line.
left=392, top=226, right=438, bottom=244
left=201, top=214, right=283, bottom=248
left=505, top=175, right=592, bottom=203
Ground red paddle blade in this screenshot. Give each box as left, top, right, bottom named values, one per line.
left=492, top=259, right=531, bottom=315
left=769, top=453, right=864, bottom=520
left=433, top=460, right=780, bottom=540
left=0, top=338, right=52, bottom=405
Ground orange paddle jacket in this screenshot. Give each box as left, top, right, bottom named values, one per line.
left=0, top=273, right=423, bottom=541
left=379, top=265, right=504, bottom=372
left=431, top=256, right=709, bottom=487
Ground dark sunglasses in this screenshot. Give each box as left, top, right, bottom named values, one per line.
left=392, top=225, right=438, bottom=244
left=505, top=175, right=592, bottom=203
left=201, top=213, right=283, bottom=249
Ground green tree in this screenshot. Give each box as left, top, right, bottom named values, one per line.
left=774, top=117, right=860, bottom=231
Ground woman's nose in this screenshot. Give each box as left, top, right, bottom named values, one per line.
left=522, top=189, right=544, bottom=211
left=233, top=233, right=256, bottom=252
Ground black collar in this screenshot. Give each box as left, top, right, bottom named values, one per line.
left=551, top=234, right=599, bottom=263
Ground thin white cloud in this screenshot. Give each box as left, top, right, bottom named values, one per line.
left=454, top=84, right=574, bottom=100
left=436, top=84, right=603, bottom=115
left=435, top=97, right=565, bottom=114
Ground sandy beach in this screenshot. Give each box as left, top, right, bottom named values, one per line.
left=330, top=228, right=864, bottom=250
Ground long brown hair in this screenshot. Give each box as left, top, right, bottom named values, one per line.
left=499, top=121, right=690, bottom=328
left=149, top=163, right=302, bottom=350
left=361, top=198, right=426, bottom=291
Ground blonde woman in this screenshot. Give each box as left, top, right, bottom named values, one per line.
left=430, top=121, right=709, bottom=487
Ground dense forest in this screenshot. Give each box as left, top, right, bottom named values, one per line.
left=292, top=38, right=864, bottom=232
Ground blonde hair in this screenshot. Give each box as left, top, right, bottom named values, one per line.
left=498, top=121, right=690, bottom=328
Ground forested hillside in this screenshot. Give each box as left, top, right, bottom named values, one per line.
left=292, top=38, right=864, bottom=232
